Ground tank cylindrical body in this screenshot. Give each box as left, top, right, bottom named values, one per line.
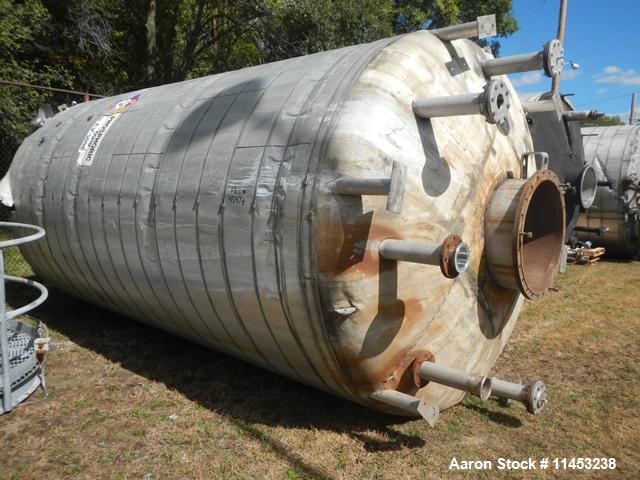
left=7, top=31, right=563, bottom=415
left=576, top=125, right=640, bottom=256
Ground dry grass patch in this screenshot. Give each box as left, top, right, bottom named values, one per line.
left=0, top=260, right=638, bottom=479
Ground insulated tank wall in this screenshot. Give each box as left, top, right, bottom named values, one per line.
left=576, top=125, right=640, bottom=256
left=9, top=31, right=545, bottom=413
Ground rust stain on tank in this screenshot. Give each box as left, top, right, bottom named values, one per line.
left=317, top=216, right=402, bottom=278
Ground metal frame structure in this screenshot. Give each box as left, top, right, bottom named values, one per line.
left=0, top=222, right=49, bottom=414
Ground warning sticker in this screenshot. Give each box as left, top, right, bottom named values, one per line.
left=76, top=93, right=141, bottom=166
left=77, top=114, right=118, bottom=166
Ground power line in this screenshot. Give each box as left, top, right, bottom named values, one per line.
left=519, top=0, right=546, bottom=51
left=0, top=79, right=105, bottom=98
left=520, top=0, right=547, bottom=15
left=575, top=90, right=637, bottom=108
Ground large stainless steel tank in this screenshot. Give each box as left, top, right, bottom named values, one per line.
left=6, top=30, right=566, bottom=417
left=576, top=125, right=640, bottom=257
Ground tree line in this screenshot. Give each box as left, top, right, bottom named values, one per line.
left=0, top=0, right=517, bottom=150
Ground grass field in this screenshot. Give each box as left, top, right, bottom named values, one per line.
left=0, top=260, right=638, bottom=479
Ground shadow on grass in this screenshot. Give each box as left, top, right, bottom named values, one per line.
left=462, top=402, right=522, bottom=428
left=7, top=282, right=425, bottom=478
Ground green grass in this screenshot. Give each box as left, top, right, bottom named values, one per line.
left=0, top=260, right=638, bottom=479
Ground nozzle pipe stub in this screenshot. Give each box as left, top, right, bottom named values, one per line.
left=482, top=39, right=564, bottom=78
left=491, top=378, right=548, bottom=415
left=369, top=390, right=440, bottom=426
left=418, top=361, right=492, bottom=401
left=329, top=178, right=391, bottom=196
left=413, top=79, right=510, bottom=125
left=379, top=235, right=470, bottom=278
left=431, top=14, right=496, bottom=41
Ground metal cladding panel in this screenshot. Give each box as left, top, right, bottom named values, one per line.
left=577, top=125, right=640, bottom=256
left=10, top=31, right=539, bottom=413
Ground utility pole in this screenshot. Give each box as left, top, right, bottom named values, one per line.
left=630, top=93, right=637, bottom=125
left=551, top=0, right=568, bottom=93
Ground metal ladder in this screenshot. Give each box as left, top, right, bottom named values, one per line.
left=0, top=222, right=49, bottom=414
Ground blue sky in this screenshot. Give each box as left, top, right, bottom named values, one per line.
left=501, top=0, right=639, bottom=121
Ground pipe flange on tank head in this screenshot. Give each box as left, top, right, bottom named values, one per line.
left=525, top=379, right=548, bottom=415
left=439, top=234, right=470, bottom=278
left=543, top=39, right=564, bottom=77
left=411, top=352, right=435, bottom=388
left=482, top=79, right=511, bottom=124
left=485, top=169, right=566, bottom=300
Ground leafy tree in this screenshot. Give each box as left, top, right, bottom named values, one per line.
left=35, top=0, right=517, bottom=90
left=0, top=0, right=518, bottom=161
left=0, top=0, right=74, bottom=159
left=582, top=114, right=625, bottom=127
left=392, top=0, right=517, bottom=54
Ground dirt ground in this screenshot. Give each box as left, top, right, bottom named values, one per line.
left=0, top=260, right=638, bottom=479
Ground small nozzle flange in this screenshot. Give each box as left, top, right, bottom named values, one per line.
left=543, top=39, right=565, bottom=78
left=526, top=379, right=548, bottom=415
left=482, top=79, right=511, bottom=125
left=439, top=234, right=470, bottom=278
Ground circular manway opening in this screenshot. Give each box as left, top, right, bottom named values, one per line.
left=517, top=173, right=565, bottom=298
left=578, top=165, right=598, bottom=210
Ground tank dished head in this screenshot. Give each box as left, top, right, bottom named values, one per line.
left=485, top=169, right=566, bottom=300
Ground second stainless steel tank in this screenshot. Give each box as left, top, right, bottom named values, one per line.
left=576, top=125, right=640, bottom=256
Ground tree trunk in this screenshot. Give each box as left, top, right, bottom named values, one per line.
left=145, top=0, right=157, bottom=81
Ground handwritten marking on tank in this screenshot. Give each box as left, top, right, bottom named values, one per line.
left=226, top=187, right=249, bottom=207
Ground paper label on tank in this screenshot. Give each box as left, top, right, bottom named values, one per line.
left=76, top=114, right=119, bottom=166
left=76, top=93, right=142, bottom=166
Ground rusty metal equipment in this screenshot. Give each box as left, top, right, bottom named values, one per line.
left=575, top=125, right=640, bottom=256
left=3, top=25, right=566, bottom=421
left=520, top=92, right=600, bottom=240
left=0, top=222, right=49, bottom=414
left=485, top=167, right=565, bottom=300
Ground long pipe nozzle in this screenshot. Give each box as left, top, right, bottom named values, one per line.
left=370, top=390, right=440, bottom=426
left=431, top=15, right=496, bottom=41
left=419, top=361, right=492, bottom=401
left=482, top=39, right=564, bottom=78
